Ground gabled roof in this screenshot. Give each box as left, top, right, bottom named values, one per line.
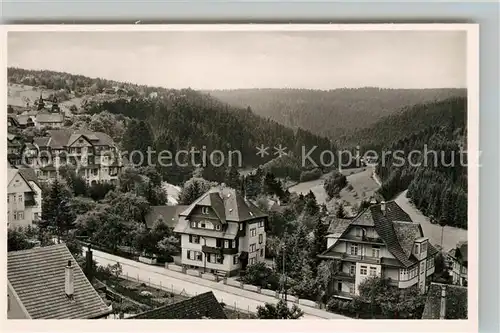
left=320, top=201, right=436, bottom=267
left=128, top=291, right=227, bottom=319
left=36, top=112, right=64, bottom=123
left=179, top=186, right=267, bottom=223
left=8, top=167, right=36, bottom=193
left=421, top=283, right=468, bottom=319
left=145, top=205, right=189, bottom=229
left=8, top=244, right=111, bottom=319
left=16, top=115, right=35, bottom=125
left=34, top=129, right=115, bottom=149
left=17, top=166, right=42, bottom=189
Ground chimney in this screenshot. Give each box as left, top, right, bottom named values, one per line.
left=65, top=260, right=74, bottom=299
left=439, top=285, right=447, bottom=319
left=381, top=201, right=386, bottom=215
left=85, top=245, right=93, bottom=281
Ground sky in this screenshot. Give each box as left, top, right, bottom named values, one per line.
left=8, top=30, right=467, bottom=90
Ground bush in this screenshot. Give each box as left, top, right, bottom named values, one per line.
left=299, top=168, right=322, bottom=182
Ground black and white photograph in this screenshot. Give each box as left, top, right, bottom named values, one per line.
left=4, top=25, right=477, bottom=328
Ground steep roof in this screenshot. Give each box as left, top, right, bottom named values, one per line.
left=36, top=112, right=64, bottom=123
left=179, top=186, right=267, bottom=223
left=449, top=241, right=468, bottom=267
left=326, top=216, right=353, bottom=237
left=7, top=168, right=36, bottom=193
left=128, top=291, right=227, bottom=319
left=34, top=129, right=115, bottom=149
left=421, top=283, right=468, bottom=319
left=7, top=244, right=111, bottom=319
left=145, top=205, right=189, bottom=229
left=320, top=201, right=437, bottom=267
left=17, top=166, right=42, bottom=189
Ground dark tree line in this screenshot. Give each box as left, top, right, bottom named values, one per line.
left=375, top=97, right=467, bottom=229
left=208, top=88, right=466, bottom=143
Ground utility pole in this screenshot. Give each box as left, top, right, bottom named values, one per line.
left=281, top=233, right=288, bottom=303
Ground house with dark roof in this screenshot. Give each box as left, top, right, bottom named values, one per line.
left=174, top=186, right=268, bottom=276
left=128, top=292, right=227, bottom=319
left=421, top=283, right=468, bottom=319
left=7, top=244, right=112, bottom=319
left=447, top=241, right=468, bottom=286
left=318, top=201, right=438, bottom=298
left=24, top=129, right=123, bottom=185
left=7, top=133, right=24, bottom=166
left=7, top=166, right=42, bottom=229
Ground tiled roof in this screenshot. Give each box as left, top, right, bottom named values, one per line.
left=8, top=244, right=111, bottom=319
left=326, top=216, right=353, bottom=237
left=421, top=283, right=468, bottom=319
left=321, top=201, right=433, bottom=267
left=145, top=205, right=189, bottom=229
left=128, top=292, right=227, bottom=319
left=180, top=186, right=267, bottom=223
left=17, top=166, right=42, bottom=189
left=34, top=129, right=115, bottom=149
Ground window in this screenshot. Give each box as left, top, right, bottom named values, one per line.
left=421, top=242, right=427, bottom=253
left=372, top=246, right=380, bottom=258
left=249, top=244, right=256, bottom=252
left=249, top=257, right=256, bottom=265
left=224, top=240, right=229, bottom=248
left=350, top=244, right=359, bottom=256
left=18, top=194, right=23, bottom=202
left=428, top=258, right=435, bottom=268
left=196, top=252, right=203, bottom=261
left=360, top=266, right=367, bottom=275
left=369, top=267, right=377, bottom=276
left=190, top=221, right=197, bottom=228
left=258, top=221, right=264, bottom=228
left=250, top=228, right=256, bottom=237
left=232, top=240, right=236, bottom=248
left=215, top=224, right=221, bottom=231
left=355, top=228, right=361, bottom=237
left=233, top=255, right=239, bottom=265
left=349, top=265, right=356, bottom=276
left=216, top=254, right=223, bottom=264
left=260, top=248, right=264, bottom=257
left=189, top=235, right=200, bottom=244
left=18, top=212, right=24, bottom=219
left=202, top=207, right=209, bottom=214
left=259, top=234, right=263, bottom=244
left=216, top=239, right=222, bottom=248
left=239, top=223, right=244, bottom=231
left=200, top=222, right=206, bottom=228
left=414, top=244, right=420, bottom=255
left=188, top=251, right=202, bottom=261
left=13, top=212, right=17, bottom=220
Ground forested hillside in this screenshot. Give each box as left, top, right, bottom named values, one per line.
left=208, top=88, right=467, bottom=143
left=8, top=68, right=334, bottom=185
left=375, top=97, right=467, bottom=229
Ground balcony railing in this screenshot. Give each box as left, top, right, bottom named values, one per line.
left=341, top=235, right=384, bottom=244
left=201, top=245, right=238, bottom=255
left=332, top=271, right=355, bottom=282
left=332, top=290, right=355, bottom=299
left=342, top=253, right=382, bottom=264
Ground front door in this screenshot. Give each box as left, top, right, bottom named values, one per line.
left=337, top=282, right=342, bottom=292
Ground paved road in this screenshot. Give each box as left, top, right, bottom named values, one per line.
left=395, top=190, right=467, bottom=252
left=88, top=249, right=348, bottom=320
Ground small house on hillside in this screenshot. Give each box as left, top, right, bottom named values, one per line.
left=447, top=241, right=468, bottom=287
left=7, top=244, right=112, bottom=319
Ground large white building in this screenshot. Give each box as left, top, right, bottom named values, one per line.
left=174, top=186, right=268, bottom=277
left=23, top=129, right=123, bottom=186
left=7, top=167, right=42, bottom=229
left=318, top=201, right=438, bottom=298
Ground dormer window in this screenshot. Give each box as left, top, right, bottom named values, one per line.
left=202, top=207, right=209, bottom=215
left=215, top=224, right=221, bottom=231
left=421, top=242, right=427, bottom=253
left=414, top=244, right=420, bottom=255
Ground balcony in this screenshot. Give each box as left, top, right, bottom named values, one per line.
left=340, top=235, right=385, bottom=245
left=202, top=245, right=238, bottom=255
left=342, top=253, right=382, bottom=265
left=332, top=271, right=355, bottom=282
